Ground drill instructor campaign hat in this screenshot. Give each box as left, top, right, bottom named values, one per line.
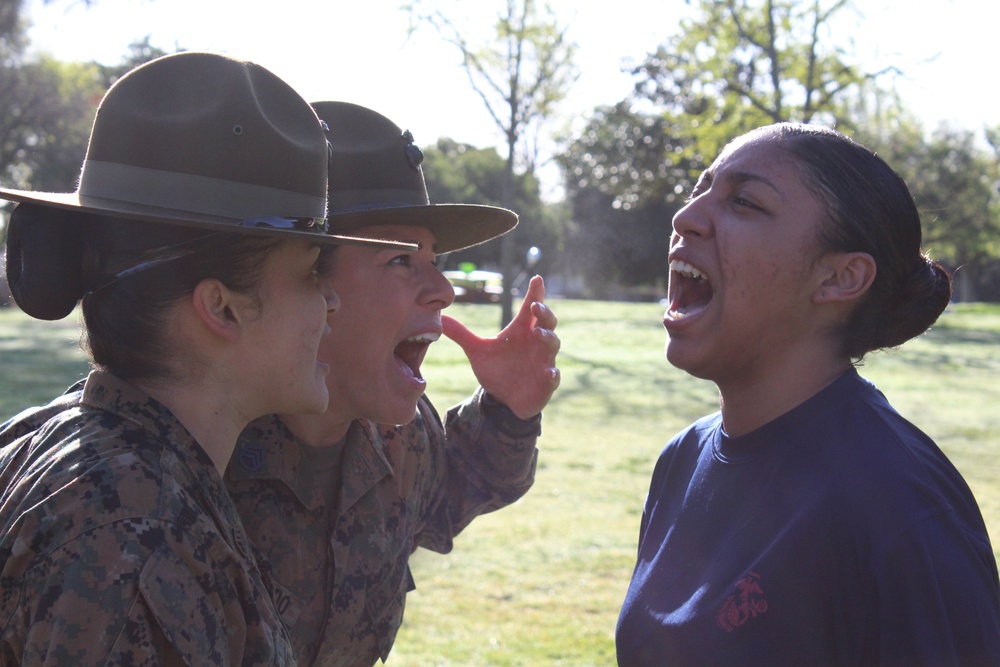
left=0, top=52, right=416, bottom=251
left=313, top=101, right=518, bottom=254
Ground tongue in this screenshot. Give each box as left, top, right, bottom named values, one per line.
left=675, top=278, right=713, bottom=313
left=394, top=341, right=424, bottom=379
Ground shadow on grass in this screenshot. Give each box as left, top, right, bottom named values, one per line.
left=0, top=314, right=90, bottom=420
left=551, top=348, right=717, bottom=425
left=871, top=325, right=1000, bottom=375
left=927, top=324, right=1000, bottom=347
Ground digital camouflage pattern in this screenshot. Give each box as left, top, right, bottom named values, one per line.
left=0, top=372, right=296, bottom=666
left=224, top=388, right=540, bottom=667
left=0, top=382, right=539, bottom=667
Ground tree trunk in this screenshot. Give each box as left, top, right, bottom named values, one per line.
left=499, top=133, right=517, bottom=328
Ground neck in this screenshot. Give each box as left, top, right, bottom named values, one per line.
left=279, top=410, right=353, bottom=448
left=134, top=378, right=249, bottom=475
left=716, top=349, right=851, bottom=438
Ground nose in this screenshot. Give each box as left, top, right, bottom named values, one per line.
left=423, top=264, right=456, bottom=310
left=671, top=196, right=713, bottom=242
left=321, top=278, right=340, bottom=314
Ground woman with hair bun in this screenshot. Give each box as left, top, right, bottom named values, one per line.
left=616, top=123, right=1000, bottom=666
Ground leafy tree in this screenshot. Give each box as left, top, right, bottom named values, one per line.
left=626, top=0, right=886, bottom=201
left=0, top=0, right=165, bottom=288
left=1, top=0, right=166, bottom=193
left=872, top=126, right=1000, bottom=301
left=0, top=0, right=95, bottom=303
left=0, top=0, right=25, bottom=48
left=0, top=38, right=167, bottom=244
left=557, top=0, right=900, bottom=297
left=1, top=57, right=104, bottom=191
left=1, top=2, right=100, bottom=249
left=560, top=179, right=673, bottom=300
left=555, top=102, right=681, bottom=296
left=559, top=101, right=698, bottom=211
left=405, top=0, right=578, bottom=324
left=850, top=95, right=1000, bottom=302
left=94, top=36, right=171, bottom=89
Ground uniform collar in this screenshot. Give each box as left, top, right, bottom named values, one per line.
left=81, top=370, right=218, bottom=476
left=227, top=415, right=393, bottom=513
left=81, top=370, right=257, bottom=566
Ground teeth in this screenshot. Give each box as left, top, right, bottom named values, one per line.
left=670, top=259, right=706, bottom=280
left=405, top=333, right=441, bottom=344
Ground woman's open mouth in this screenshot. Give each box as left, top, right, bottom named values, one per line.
left=393, top=332, right=440, bottom=379
left=665, top=259, right=713, bottom=321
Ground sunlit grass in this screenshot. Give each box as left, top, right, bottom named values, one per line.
left=0, top=309, right=90, bottom=418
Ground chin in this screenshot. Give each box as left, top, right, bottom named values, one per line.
left=377, top=403, right=420, bottom=427
left=665, top=343, right=710, bottom=379
left=301, top=387, right=330, bottom=415
left=276, top=394, right=327, bottom=419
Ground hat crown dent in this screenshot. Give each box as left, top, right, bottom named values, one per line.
left=79, top=51, right=329, bottom=221
left=321, top=101, right=429, bottom=210
left=325, top=104, right=403, bottom=152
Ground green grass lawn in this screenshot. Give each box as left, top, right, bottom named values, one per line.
left=0, top=311, right=91, bottom=414
left=2, top=301, right=998, bottom=666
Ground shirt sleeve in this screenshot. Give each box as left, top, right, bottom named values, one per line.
left=871, top=511, right=1000, bottom=666
left=413, top=387, right=540, bottom=554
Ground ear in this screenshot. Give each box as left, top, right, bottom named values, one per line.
left=812, top=252, right=876, bottom=304
left=190, top=278, right=243, bottom=342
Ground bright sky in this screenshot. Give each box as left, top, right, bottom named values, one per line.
left=24, top=0, right=999, bottom=197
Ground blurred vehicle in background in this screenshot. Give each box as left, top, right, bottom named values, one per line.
left=444, top=248, right=542, bottom=304
left=443, top=264, right=504, bottom=304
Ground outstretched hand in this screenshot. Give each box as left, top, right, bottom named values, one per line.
left=442, top=275, right=561, bottom=420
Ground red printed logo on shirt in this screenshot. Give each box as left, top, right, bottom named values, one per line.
left=716, top=571, right=768, bottom=632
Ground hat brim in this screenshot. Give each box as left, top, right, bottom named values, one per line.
left=0, top=188, right=418, bottom=251
left=330, top=203, right=517, bottom=254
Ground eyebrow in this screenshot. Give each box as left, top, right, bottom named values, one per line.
left=721, top=170, right=785, bottom=199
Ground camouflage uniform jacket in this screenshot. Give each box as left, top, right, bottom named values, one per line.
left=224, top=389, right=540, bottom=667
left=0, top=371, right=296, bottom=666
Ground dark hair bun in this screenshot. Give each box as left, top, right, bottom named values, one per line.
left=879, top=257, right=952, bottom=350
left=6, top=203, right=87, bottom=320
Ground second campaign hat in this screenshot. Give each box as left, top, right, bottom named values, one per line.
left=313, top=101, right=518, bottom=254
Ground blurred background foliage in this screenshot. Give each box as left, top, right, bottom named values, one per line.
left=2, top=0, right=999, bottom=307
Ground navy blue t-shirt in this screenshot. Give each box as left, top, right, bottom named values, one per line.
left=617, top=369, right=1000, bottom=666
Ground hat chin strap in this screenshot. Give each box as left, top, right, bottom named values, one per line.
left=79, top=160, right=327, bottom=221
left=87, top=232, right=224, bottom=295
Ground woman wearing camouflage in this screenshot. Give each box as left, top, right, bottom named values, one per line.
left=0, top=55, right=411, bottom=665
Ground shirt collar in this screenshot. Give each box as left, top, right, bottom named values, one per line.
left=80, top=370, right=251, bottom=559
left=227, top=415, right=393, bottom=512
left=81, top=370, right=218, bottom=476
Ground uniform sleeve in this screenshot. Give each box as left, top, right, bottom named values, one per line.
left=871, top=512, right=1000, bottom=666
left=7, top=520, right=290, bottom=667
left=414, top=387, right=540, bottom=554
